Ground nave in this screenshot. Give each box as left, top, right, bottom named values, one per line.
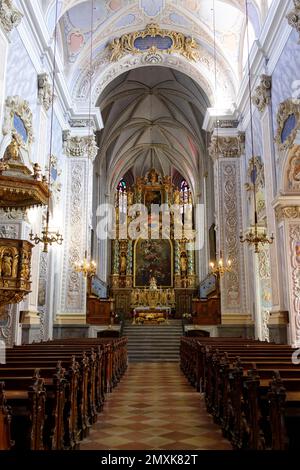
left=80, top=363, right=232, bottom=451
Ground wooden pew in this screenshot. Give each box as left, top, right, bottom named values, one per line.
left=180, top=337, right=300, bottom=450
left=0, top=370, right=46, bottom=450
left=0, top=337, right=128, bottom=450
left=0, top=382, right=11, bottom=450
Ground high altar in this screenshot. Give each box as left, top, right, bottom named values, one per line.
left=110, top=169, right=197, bottom=318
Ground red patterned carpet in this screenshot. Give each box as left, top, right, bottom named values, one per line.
left=80, top=363, right=232, bottom=450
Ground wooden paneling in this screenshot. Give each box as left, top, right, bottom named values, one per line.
left=86, top=297, right=112, bottom=325
left=112, top=289, right=131, bottom=318
left=175, top=289, right=195, bottom=317
left=192, top=298, right=221, bottom=325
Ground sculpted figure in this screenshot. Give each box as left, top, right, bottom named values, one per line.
left=180, top=253, right=187, bottom=276
left=2, top=253, right=13, bottom=277
left=120, top=251, right=127, bottom=275
left=173, top=188, right=180, bottom=205
left=4, top=137, right=21, bottom=162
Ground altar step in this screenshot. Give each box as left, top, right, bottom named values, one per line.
left=123, top=321, right=183, bottom=362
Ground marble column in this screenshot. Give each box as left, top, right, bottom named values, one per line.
left=58, top=132, right=97, bottom=323
left=209, top=131, right=248, bottom=321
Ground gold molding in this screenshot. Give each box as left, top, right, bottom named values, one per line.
left=268, top=311, right=289, bottom=326
left=208, top=133, right=245, bottom=159
left=0, top=239, right=33, bottom=307
left=275, top=99, right=300, bottom=152
left=275, top=205, right=300, bottom=222
left=3, top=96, right=34, bottom=146
left=252, top=75, right=272, bottom=113
left=109, top=23, right=200, bottom=63
left=55, top=314, right=87, bottom=325
left=20, top=310, right=40, bottom=325
left=221, top=314, right=254, bottom=325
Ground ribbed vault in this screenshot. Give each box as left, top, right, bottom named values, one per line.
left=96, top=66, right=209, bottom=196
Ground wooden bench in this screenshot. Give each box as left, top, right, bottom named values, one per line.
left=180, top=337, right=300, bottom=450
left=0, top=337, right=128, bottom=450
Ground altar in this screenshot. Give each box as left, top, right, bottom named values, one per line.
left=110, top=168, right=197, bottom=318
left=133, top=306, right=171, bottom=325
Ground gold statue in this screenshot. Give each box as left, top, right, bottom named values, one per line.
left=0, top=161, right=9, bottom=174
left=20, top=251, right=30, bottom=280
left=131, top=289, right=137, bottom=306
left=180, top=252, right=188, bottom=276
left=183, top=37, right=200, bottom=62
left=149, top=276, right=158, bottom=290
left=161, top=289, right=167, bottom=305
left=120, top=251, right=127, bottom=275
left=149, top=168, right=159, bottom=184
left=136, top=176, right=144, bottom=193
left=127, top=187, right=134, bottom=206
left=4, top=136, right=21, bottom=162
left=173, top=188, right=180, bottom=205
left=1, top=253, right=13, bottom=277
left=110, top=38, right=122, bottom=62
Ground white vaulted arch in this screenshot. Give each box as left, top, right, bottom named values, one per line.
left=95, top=66, right=209, bottom=199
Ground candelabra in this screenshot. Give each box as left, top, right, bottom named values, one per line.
left=74, top=251, right=96, bottom=278
left=29, top=212, right=63, bottom=253
left=240, top=219, right=274, bottom=254
left=210, top=252, right=232, bottom=278
left=29, top=0, right=63, bottom=254
left=240, top=0, right=274, bottom=254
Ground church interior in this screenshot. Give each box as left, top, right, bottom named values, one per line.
left=0, top=0, right=300, bottom=454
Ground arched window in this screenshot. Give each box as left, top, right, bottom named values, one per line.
left=180, top=180, right=192, bottom=227
left=180, top=180, right=189, bottom=206
left=117, top=179, right=127, bottom=222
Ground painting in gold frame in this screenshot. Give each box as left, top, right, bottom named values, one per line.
left=134, top=238, right=173, bottom=288
left=144, top=189, right=163, bottom=211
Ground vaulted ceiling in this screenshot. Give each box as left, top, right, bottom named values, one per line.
left=38, top=0, right=274, bottom=196
left=41, top=0, right=272, bottom=97
left=97, top=66, right=209, bottom=195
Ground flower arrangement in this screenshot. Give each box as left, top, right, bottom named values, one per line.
left=182, top=313, right=192, bottom=319
left=157, top=317, right=166, bottom=324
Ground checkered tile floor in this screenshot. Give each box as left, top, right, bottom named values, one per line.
left=80, top=363, right=232, bottom=450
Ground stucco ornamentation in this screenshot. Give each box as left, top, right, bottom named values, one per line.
left=0, top=0, right=22, bottom=34
left=252, top=75, right=272, bottom=113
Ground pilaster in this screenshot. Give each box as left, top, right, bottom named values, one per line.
left=274, top=200, right=300, bottom=347
left=209, top=131, right=247, bottom=316
left=254, top=75, right=286, bottom=314
left=58, top=132, right=98, bottom=322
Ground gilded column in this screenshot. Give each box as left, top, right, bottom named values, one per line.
left=127, top=240, right=133, bottom=275
left=174, top=240, right=181, bottom=287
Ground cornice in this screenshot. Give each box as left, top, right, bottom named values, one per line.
left=236, top=0, right=294, bottom=121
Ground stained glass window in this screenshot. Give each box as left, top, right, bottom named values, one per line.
left=180, top=180, right=192, bottom=227
left=117, top=179, right=127, bottom=223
